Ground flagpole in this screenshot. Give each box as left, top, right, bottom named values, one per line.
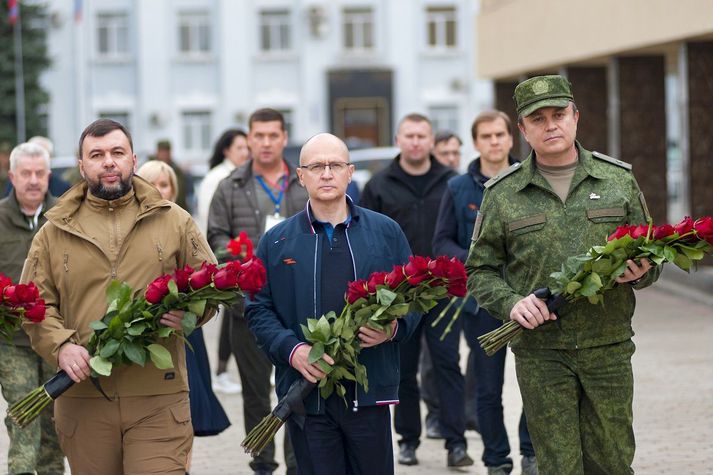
left=13, top=8, right=26, bottom=143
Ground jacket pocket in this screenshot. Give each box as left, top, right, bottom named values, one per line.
left=169, top=400, right=191, bottom=425
left=586, top=207, right=626, bottom=223
left=508, top=213, right=547, bottom=236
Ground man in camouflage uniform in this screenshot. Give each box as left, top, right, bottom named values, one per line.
left=467, top=75, right=660, bottom=475
left=0, top=143, right=64, bottom=474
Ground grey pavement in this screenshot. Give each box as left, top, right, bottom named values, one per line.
left=1, top=280, right=712, bottom=474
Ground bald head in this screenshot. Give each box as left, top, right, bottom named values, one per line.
left=299, top=133, right=349, bottom=165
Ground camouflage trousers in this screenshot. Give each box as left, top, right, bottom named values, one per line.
left=0, top=344, right=64, bottom=475
left=513, top=340, right=635, bottom=475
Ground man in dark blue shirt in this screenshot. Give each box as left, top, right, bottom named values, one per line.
left=247, top=133, right=419, bottom=475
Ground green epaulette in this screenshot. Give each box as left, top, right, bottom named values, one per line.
left=484, top=161, right=522, bottom=188
left=592, top=151, right=632, bottom=170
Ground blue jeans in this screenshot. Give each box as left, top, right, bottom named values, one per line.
left=463, top=308, right=534, bottom=467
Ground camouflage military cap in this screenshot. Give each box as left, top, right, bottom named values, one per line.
left=514, top=75, right=574, bottom=117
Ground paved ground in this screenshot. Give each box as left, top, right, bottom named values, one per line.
left=1, top=280, right=712, bottom=474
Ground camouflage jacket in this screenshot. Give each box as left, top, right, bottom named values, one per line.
left=466, top=144, right=660, bottom=350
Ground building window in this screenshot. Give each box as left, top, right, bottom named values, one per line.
left=182, top=112, right=212, bottom=152
left=97, top=12, right=129, bottom=57
left=426, top=6, right=456, bottom=49
left=343, top=8, right=374, bottom=52
left=429, top=106, right=458, bottom=133
left=178, top=11, right=211, bottom=55
left=98, top=112, right=130, bottom=130
left=260, top=10, right=291, bottom=52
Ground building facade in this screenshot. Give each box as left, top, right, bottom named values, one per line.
left=42, top=0, right=492, bottom=171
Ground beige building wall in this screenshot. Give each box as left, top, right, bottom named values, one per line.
left=478, top=0, right=713, bottom=78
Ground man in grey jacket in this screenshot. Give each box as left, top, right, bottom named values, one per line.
left=207, top=108, right=308, bottom=475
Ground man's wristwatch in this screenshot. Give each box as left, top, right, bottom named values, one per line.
left=628, top=277, right=642, bottom=286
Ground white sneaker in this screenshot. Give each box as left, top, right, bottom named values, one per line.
left=212, top=373, right=242, bottom=394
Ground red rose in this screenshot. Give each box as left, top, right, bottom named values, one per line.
left=404, top=256, right=431, bottom=285
left=428, top=256, right=451, bottom=279
left=346, top=280, right=369, bottom=304
left=227, top=231, right=254, bottom=261
left=653, top=224, right=675, bottom=241
left=0, top=273, right=12, bottom=302
left=674, top=216, right=695, bottom=237
left=213, top=266, right=239, bottom=290
left=446, top=257, right=467, bottom=281
left=172, top=265, right=194, bottom=293
left=385, top=265, right=406, bottom=289
left=694, top=217, right=713, bottom=244
left=366, top=272, right=388, bottom=294
left=629, top=224, right=649, bottom=239
left=607, top=225, right=632, bottom=241
left=189, top=262, right=218, bottom=290
left=23, top=299, right=46, bottom=323
left=145, top=275, right=171, bottom=304
left=447, top=280, right=467, bottom=298
left=3, top=283, right=40, bottom=306
left=237, top=258, right=267, bottom=298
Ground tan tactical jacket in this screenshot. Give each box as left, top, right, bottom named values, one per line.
left=21, top=176, right=216, bottom=397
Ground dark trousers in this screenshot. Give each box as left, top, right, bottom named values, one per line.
left=287, top=396, right=393, bottom=475
left=463, top=308, right=533, bottom=468
left=228, top=307, right=296, bottom=473
left=216, top=308, right=231, bottom=370
left=394, top=301, right=466, bottom=451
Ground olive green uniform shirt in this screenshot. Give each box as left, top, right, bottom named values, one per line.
left=467, top=144, right=660, bottom=350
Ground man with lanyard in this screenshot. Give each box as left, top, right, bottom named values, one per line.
left=208, top=108, right=307, bottom=475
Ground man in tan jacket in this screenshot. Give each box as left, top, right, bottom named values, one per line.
left=21, top=119, right=216, bottom=475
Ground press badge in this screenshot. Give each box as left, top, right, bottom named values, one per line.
left=265, top=213, right=285, bottom=232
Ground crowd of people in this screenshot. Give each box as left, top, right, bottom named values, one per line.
left=0, top=75, right=657, bottom=475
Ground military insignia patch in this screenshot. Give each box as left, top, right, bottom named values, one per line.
left=532, top=79, right=549, bottom=95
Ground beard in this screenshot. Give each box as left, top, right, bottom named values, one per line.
left=87, top=171, right=133, bottom=200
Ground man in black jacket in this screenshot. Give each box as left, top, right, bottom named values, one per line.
left=360, top=113, right=473, bottom=468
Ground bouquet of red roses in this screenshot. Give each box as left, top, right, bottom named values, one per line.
left=241, top=255, right=467, bottom=456
left=478, top=216, right=713, bottom=356
left=9, top=255, right=266, bottom=428
left=0, top=274, right=46, bottom=342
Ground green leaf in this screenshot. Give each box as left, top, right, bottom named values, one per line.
left=99, top=339, right=120, bottom=358
left=181, top=312, right=197, bottom=336
left=308, top=342, right=325, bottom=364
left=123, top=342, right=147, bottom=366
left=89, top=356, right=113, bottom=376
left=565, top=281, right=582, bottom=295
left=678, top=245, right=704, bottom=261
left=167, top=279, right=179, bottom=297
left=187, top=299, right=207, bottom=317
left=147, top=344, right=174, bottom=369
left=89, top=320, right=108, bottom=331
left=106, top=280, right=130, bottom=307
left=386, top=303, right=411, bottom=317
left=673, top=252, right=692, bottom=271
left=591, top=258, right=612, bottom=275
left=317, top=360, right=334, bottom=374
left=315, top=316, right=331, bottom=342
left=307, top=318, right=319, bottom=333
left=579, top=272, right=603, bottom=297
left=158, top=327, right=173, bottom=338
left=376, top=288, right=398, bottom=306
left=127, top=322, right=147, bottom=336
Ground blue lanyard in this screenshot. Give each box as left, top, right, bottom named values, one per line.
left=256, top=175, right=286, bottom=214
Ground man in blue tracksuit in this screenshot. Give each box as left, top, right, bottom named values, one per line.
left=433, top=110, right=537, bottom=475
left=246, top=133, right=420, bottom=475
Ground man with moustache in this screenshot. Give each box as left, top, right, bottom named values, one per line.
left=246, top=133, right=418, bottom=474
left=361, top=113, right=473, bottom=468
left=208, top=108, right=306, bottom=475
left=434, top=110, right=536, bottom=475
left=21, top=119, right=216, bottom=475
left=0, top=143, right=64, bottom=475
left=467, top=75, right=659, bottom=474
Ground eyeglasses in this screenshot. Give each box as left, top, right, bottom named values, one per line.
left=299, top=162, right=352, bottom=174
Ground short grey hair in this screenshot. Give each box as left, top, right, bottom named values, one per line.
left=9, top=143, right=51, bottom=171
